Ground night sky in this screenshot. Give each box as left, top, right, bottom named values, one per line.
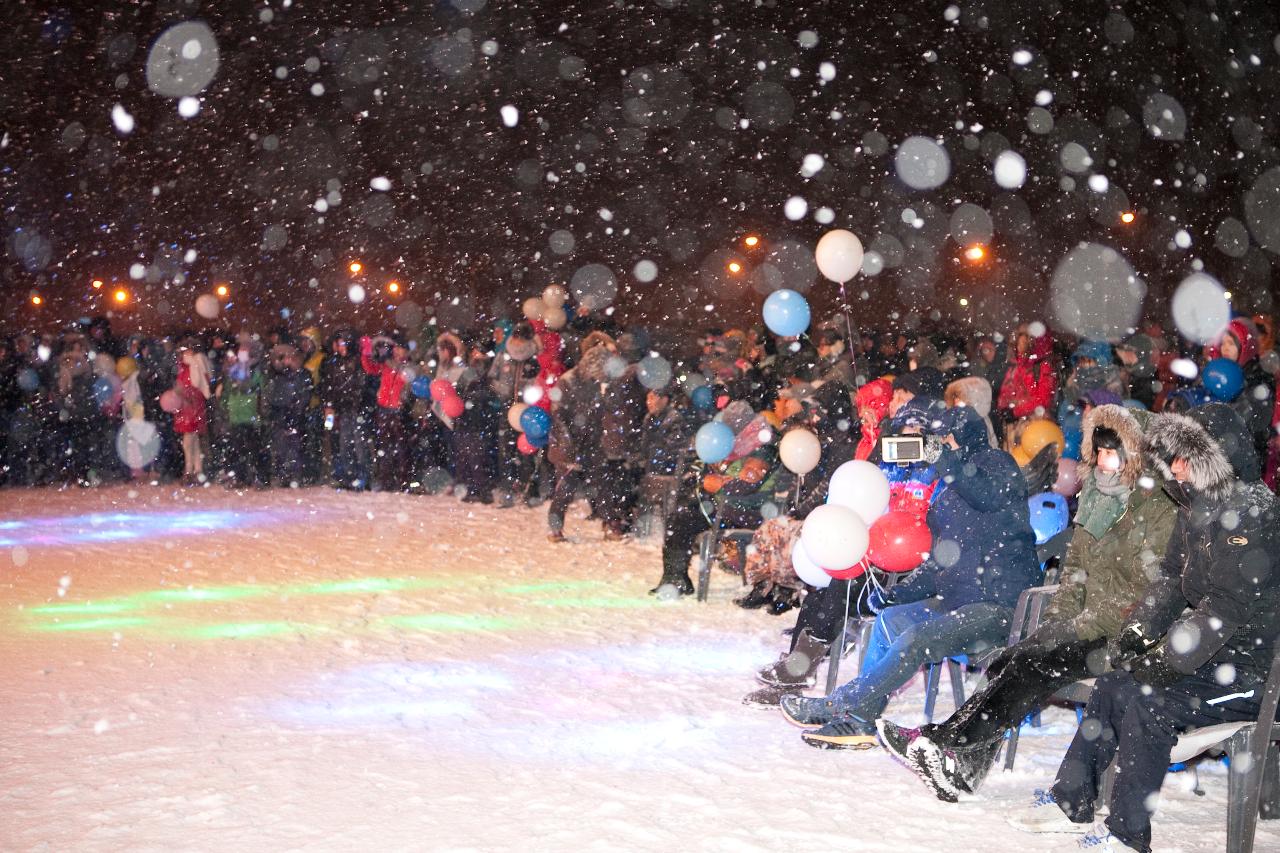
left=4, top=0, right=1280, bottom=335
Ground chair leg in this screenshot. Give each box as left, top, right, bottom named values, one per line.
left=923, top=663, right=940, bottom=724
left=1004, top=725, right=1022, bottom=771
left=1261, top=743, right=1280, bottom=821
left=695, top=533, right=714, bottom=603
left=1226, top=726, right=1257, bottom=853
left=947, top=658, right=966, bottom=712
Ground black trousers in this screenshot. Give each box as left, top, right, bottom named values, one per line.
left=1052, top=669, right=1261, bottom=853
left=659, top=500, right=762, bottom=585
left=935, top=635, right=1109, bottom=748
left=791, top=577, right=863, bottom=649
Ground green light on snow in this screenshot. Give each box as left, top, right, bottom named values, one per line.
left=30, top=617, right=150, bottom=632
left=382, top=614, right=522, bottom=633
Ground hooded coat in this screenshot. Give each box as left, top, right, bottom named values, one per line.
left=1041, top=405, right=1178, bottom=641
left=1128, top=403, right=1280, bottom=686
left=889, top=405, right=1040, bottom=611
left=997, top=331, right=1058, bottom=419
left=547, top=344, right=612, bottom=470
left=945, top=376, right=997, bottom=448
left=1209, top=318, right=1275, bottom=468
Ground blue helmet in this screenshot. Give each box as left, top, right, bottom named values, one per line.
left=1027, top=492, right=1070, bottom=546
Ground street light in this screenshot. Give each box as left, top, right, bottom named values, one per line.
left=349, top=261, right=363, bottom=274
left=959, top=297, right=970, bottom=307
left=215, top=284, right=229, bottom=298
left=387, top=281, right=401, bottom=295
left=964, top=244, right=987, bottom=262
left=1120, top=211, right=1136, bottom=224
left=727, top=261, right=742, bottom=274
left=743, top=235, right=760, bottom=248
left=30, top=294, right=42, bottom=306
left=113, top=288, right=129, bottom=304
left=91, top=279, right=104, bottom=290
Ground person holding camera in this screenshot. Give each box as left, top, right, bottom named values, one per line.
left=877, top=403, right=1177, bottom=802
left=780, top=405, right=1040, bottom=749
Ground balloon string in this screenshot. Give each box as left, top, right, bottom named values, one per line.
left=838, top=281, right=854, bottom=349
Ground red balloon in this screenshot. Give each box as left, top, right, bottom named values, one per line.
left=441, top=395, right=465, bottom=419
left=825, top=557, right=869, bottom=580
left=429, top=378, right=456, bottom=401
left=516, top=434, right=538, bottom=455
left=867, top=510, right=932, bottom=573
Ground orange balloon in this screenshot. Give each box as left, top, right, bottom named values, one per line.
left=1020, top=419, right=1065, bottom=458
left=1011, top=445, right=1033, bottom=467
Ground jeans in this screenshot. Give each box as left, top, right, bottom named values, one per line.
left=829, top=599, right=1011, bottom=722
left=333, top=411, right=370, bottom=488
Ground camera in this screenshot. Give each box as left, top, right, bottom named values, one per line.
left=882, top=435, right=925, bottom=464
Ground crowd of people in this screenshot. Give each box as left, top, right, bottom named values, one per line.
left=2, top=303, right=1279, bottom=850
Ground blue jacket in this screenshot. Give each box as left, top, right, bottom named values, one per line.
left=890, top=406, right=1040, bottom=611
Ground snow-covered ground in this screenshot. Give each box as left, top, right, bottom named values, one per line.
left=1, top=486, right=1274, bottom=852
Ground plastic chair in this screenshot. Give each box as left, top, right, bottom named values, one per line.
left=694, top=527, right=756, bottom=602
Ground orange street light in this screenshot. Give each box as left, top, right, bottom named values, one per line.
left=1120, top=211, right=1136, bottom=224
left=30, top=294, right=43, bottom=306
left=743, top=235, right=760, bottom=248
left=215, top=284, right=229, bottom=298
left=91, top=278, right=104, bottom=290
left=113, top=288, right=129, bottom=304
left=387, top=281, right=401, bottom=294
left=964, top=244, right=987, bottom=262
left=727, top=261, right=742, bottom=274
left=349, top=261, right=363, bottom=274
left=959, top=297, right=970, bottom=307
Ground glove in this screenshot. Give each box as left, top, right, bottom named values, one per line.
left=1129, top=648, right=1182, bottom=687
left=865, top=586, right=893, bottom=616
left=1111, top=623, right=1158, bottom=663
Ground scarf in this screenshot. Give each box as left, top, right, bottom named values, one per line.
left=1075, top=472, right=1130, bottom=540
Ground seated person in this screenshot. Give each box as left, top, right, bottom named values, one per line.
left=652, top=401, right=786, bottom=595
left=744, top=399, right=944, bottom=707
left=1004, top=404, right=1280, bottom=853
left=779, top=405, right=1040, bottom=750
left=878, top=404, right=1177, bottom=801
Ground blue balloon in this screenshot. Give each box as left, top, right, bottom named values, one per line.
left=1061, top=428, right=1083, bottom=462
left=16, top=368, right=39, bottom=393
left=690, top=384, right=713, bottom=411
left=1028, top=492, right=1070, bottom=546
left=520, top=405, right=552, bottom=441
left=1202, top=358, right=1244, bottom=402
left=695, top=420, right=735, bottom=464
left=92, top=376, right=115, bottom=406
left=410, top=375, right=433, bottom=399
left=762, top=289, right=811, bottom=337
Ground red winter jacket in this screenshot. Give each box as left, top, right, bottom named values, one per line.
left=998, top=333, right=1058, bottom=418
left=360, top=336, right=408, bottom=410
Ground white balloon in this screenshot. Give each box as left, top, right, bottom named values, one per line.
left=543, top=306, right=567, bottom=330
left=779, top=428, right=821, bottom=475
left=791, top=538, right=831, bottom=589
left=542, top=284, right=568, bottom=308
left=826, top=460, right=891, bottom=525
left=194, top=293, right=220, bottom=319
left=815, top=229, right=864, bottom=283
left=800, top=504, right=870, bottom=571
left=522, top=297, right=545, bottom=321
left=507, top=402, right=528, bottom=432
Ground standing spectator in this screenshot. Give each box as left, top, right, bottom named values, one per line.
left=265, top=342, right=313, bottom=487
left=546, top=339, right=612, bottom=542
left=321, top=329, right=369, bottom=489
left=173, top=337, right=212, bottom=485
left=361, top=333, right=412, bottom=491
left=218, top=347, right=266, bottom=488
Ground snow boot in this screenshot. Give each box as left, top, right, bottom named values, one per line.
left=742, top=685, right=799, bottom=708
left=800, top=716, right=879, bottom=750
left=755, top=628, right=829, bottom=689
left=734, top=582, right=773, bottom=609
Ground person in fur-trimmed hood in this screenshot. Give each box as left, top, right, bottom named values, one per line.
left=878, top=404, right=1178, bottom=803
left=545, top=340, right=614, bottom=542
left=1000, top=403, right=1280, bottom=853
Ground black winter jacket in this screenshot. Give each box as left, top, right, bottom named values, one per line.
left=1128, top=403, right=1280, bottom=686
